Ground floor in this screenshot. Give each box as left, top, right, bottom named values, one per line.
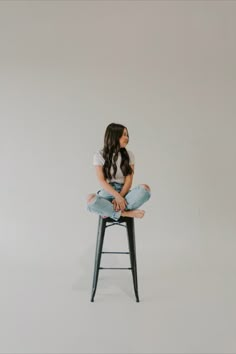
left=1, top=220, right=235, bottom=354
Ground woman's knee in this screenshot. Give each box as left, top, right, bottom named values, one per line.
left=87, top=193, right=97, bottom=204
left=140, top=184, right=151, bottom=193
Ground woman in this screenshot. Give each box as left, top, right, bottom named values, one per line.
left=87, top=123, right=151, bottom=221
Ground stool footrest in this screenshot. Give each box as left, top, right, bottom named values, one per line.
left=100, top=267, right=132, bottom=270
left=102, top=251, right=129, bottom=254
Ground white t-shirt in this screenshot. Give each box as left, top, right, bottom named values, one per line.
left=93, top=149, right=135, bottom=183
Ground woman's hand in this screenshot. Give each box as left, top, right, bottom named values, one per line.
left=112, top=199, right=119, bottom=211
left=112, top=195, right=127, bottom=212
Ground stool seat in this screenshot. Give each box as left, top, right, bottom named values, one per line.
left=101, top=216, right=130, bottom=223
left=91, top=215, right=140, bottom=302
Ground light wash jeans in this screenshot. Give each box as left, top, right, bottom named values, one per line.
left=87, top=182, right=151, bottom=221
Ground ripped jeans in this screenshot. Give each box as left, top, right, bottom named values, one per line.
left=87, top=182, right=151, bottom=221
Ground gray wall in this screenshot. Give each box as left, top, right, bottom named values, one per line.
left=0, top=1, right=235, bottom=353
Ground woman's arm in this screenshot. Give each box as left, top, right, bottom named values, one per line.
left=120, top=164, right=134, bottom=197
left=95, top=165, right=121, bottom=198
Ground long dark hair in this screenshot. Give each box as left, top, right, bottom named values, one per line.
left=102, top=123, right=133, bottom=180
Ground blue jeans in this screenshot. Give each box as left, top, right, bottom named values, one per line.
left=87, top=182, right=151, bottom=221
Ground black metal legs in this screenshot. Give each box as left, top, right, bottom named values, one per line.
left=90, top=216, right=140, bottom=302
left=90, top=216, right=106, bottom=302
left=126, top=218, right=140, bottom=302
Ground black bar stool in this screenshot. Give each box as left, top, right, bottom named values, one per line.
left=91, top=215, right=140, bottom=302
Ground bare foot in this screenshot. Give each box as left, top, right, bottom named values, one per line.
left=121, top=209, right=145, bottom=218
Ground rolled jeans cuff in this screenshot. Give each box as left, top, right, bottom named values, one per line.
left=112, top=210, right=121, bottom=221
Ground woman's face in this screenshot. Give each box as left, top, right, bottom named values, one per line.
left=119, top=128, right=129, bottom=148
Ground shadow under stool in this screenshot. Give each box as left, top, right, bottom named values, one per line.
left=91, top=215, right=140, bottom=302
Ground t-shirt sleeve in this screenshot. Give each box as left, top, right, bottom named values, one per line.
left=128, top=150, right=135, bottom=165
left=93, top=151, right=105, bottom=166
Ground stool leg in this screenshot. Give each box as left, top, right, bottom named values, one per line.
left=91, top=216, right=106, bottom=302
left=126, top=218, right=140, bottom=302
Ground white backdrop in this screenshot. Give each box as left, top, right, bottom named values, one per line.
left=0, top=1, right=236, bottom=353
